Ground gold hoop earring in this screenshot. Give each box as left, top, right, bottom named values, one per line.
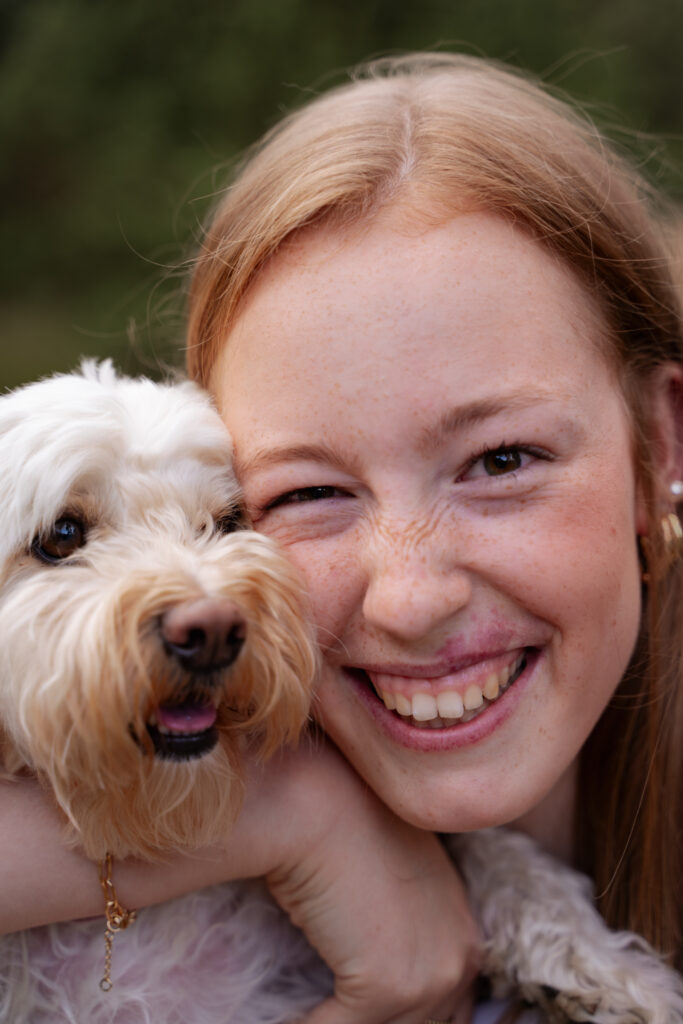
left=638, top=511, right=683, bottom=584
left=661, top=511, right=683, bottom=565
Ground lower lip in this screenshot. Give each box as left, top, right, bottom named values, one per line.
left=344, top=649, right=540, bottom=751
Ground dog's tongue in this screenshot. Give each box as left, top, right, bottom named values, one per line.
left=157, top=702, right=217, bottom=734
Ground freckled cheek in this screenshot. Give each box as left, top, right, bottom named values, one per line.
left=493, top=496, right=641, bottom=637
left=273, top=538, right=362, bottom=643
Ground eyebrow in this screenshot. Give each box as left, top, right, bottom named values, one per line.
left=419, top=389, right=568, bottom=451
left=234, top=388, right=575, bottom=477
left=233, top=441, right=360, bottom=478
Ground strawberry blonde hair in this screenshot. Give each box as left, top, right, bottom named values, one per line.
left=186, top=54, right=683, bottom=965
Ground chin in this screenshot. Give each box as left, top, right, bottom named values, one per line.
left=347, top=745, right=577, bottom=842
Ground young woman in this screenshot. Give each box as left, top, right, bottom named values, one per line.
left=2, top=54, right=682, bottom=1023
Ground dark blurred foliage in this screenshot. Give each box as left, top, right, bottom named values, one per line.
left=1, top=0, right=681, bottom=387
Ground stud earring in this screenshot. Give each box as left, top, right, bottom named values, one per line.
left=670, top=480, right=683, bottom=498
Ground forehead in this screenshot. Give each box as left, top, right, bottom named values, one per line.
left=213, top=210, right=615, bottom=434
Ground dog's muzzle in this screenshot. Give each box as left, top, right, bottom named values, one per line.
left=161, top=597, right=246, bottom=674
left=142, top=597, right=247, bottom=762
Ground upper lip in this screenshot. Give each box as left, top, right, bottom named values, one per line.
left=347, top=648, right=529, bottom=679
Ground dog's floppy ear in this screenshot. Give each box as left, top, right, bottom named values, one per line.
left=0, top=367, right=134, bottom=560
left=0, top=374, right=97, bottom=558
left=0, top=722, right=26, bottom=779
left=0, top=389, right=37, bottom=559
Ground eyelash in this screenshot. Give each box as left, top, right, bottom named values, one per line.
left=460, top=442, right=550, bottom=480
left=259, top=442, right=550, bottom=513
left=263, top=485, right=345, bottom=512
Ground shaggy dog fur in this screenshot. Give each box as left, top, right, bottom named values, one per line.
left=0, top=363, right=317, bottom=863
left=0, top=366, right=681, bottom=1023
left=2, top=831, right=682, bottom=1023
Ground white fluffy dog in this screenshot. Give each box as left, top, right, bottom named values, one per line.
left=0, top=362, right=317, bottom=864
left=0, top=365, right=681, bottom=1024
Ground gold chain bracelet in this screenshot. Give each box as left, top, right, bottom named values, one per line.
left=98, top=852, right=137, bottom=992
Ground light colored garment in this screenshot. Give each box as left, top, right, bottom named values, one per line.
left=473, top=999, right=541, bottom=1023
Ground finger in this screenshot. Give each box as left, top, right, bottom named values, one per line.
left=303, top=995, right=469, bottom=1024
left=303, top=996, right=368, bottom=1024
left=303, top=995, right=419, bottom=1024
left=427, top=982, right=476, bottom=1024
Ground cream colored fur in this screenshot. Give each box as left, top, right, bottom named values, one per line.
left=0, top=362, right=317, bottom=860
left=449, top=829, right=683, bottom=1023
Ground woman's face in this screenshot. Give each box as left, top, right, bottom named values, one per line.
left=212, top=209, right=644, bottom=834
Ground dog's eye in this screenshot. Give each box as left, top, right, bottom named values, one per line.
left=214, top=507, right=247, bottom=534
left=32, top=518, right=86, bottom=564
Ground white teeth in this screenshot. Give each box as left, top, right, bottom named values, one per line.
left=380, top=689, right=396, bottom=710
left=436, top=690, right=464, bottom=719
left=395, top=693, right=413, bottom=716
left=483, top=672, right=500, bottom=700
left=464, top=684, right=484, bottom=710
left=374, top=651, right=527, bottom=727
left=412, top=692, right=438, bottom=721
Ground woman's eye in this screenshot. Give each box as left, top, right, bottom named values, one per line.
left=266, top=485, right=343, bottom=510
left=31, top=518, right=86, bottom=564
left=481, top=448, right=524, bottom=476
left=462, top=445, right=545, bottom=481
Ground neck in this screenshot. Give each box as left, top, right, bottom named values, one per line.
left=509, top=760, right=577, bottom=864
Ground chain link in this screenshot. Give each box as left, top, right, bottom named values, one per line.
left=99, top=853, right=137, bottom=992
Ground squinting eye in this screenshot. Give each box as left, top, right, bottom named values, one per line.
left=32, top=518, right=86, bottom=564
left=266, top=486, right=342, bottom=510
left=481, top=449, right=523, bottom=476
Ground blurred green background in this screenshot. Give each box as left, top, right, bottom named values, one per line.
left=1, top=0, right=681, bottom=389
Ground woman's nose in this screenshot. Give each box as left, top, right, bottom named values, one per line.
left=360, top=522, right=471, bottom=641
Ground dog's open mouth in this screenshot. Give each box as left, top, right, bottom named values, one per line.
left=146, top=701, right=219, bottom=761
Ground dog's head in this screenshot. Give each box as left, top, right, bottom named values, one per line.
left=0, top=362, right=317, bottom=859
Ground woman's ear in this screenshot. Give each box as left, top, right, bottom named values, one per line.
left=640, top=362, right=683, bottom=523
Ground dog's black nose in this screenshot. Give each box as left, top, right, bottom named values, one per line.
left=161, top=598, right=246, bottom=672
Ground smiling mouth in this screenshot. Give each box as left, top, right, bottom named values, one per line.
left=353, top=650, right=531, bottom=729
left=145, top=700, right=219, bottom=761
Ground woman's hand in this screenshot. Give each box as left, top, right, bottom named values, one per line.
left=264, top=737, right=481, bottom=1024
left=1, top=740, right=480, bottom=1023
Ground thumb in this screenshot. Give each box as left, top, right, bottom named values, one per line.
left=303, top=995, right=464, bottom=1024
left=303, top=996, right=382, bottom=1024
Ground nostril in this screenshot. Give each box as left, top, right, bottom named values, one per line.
left=161, top=600, right=247, bottom=672
left=169, top=626, right=207, bottom=658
